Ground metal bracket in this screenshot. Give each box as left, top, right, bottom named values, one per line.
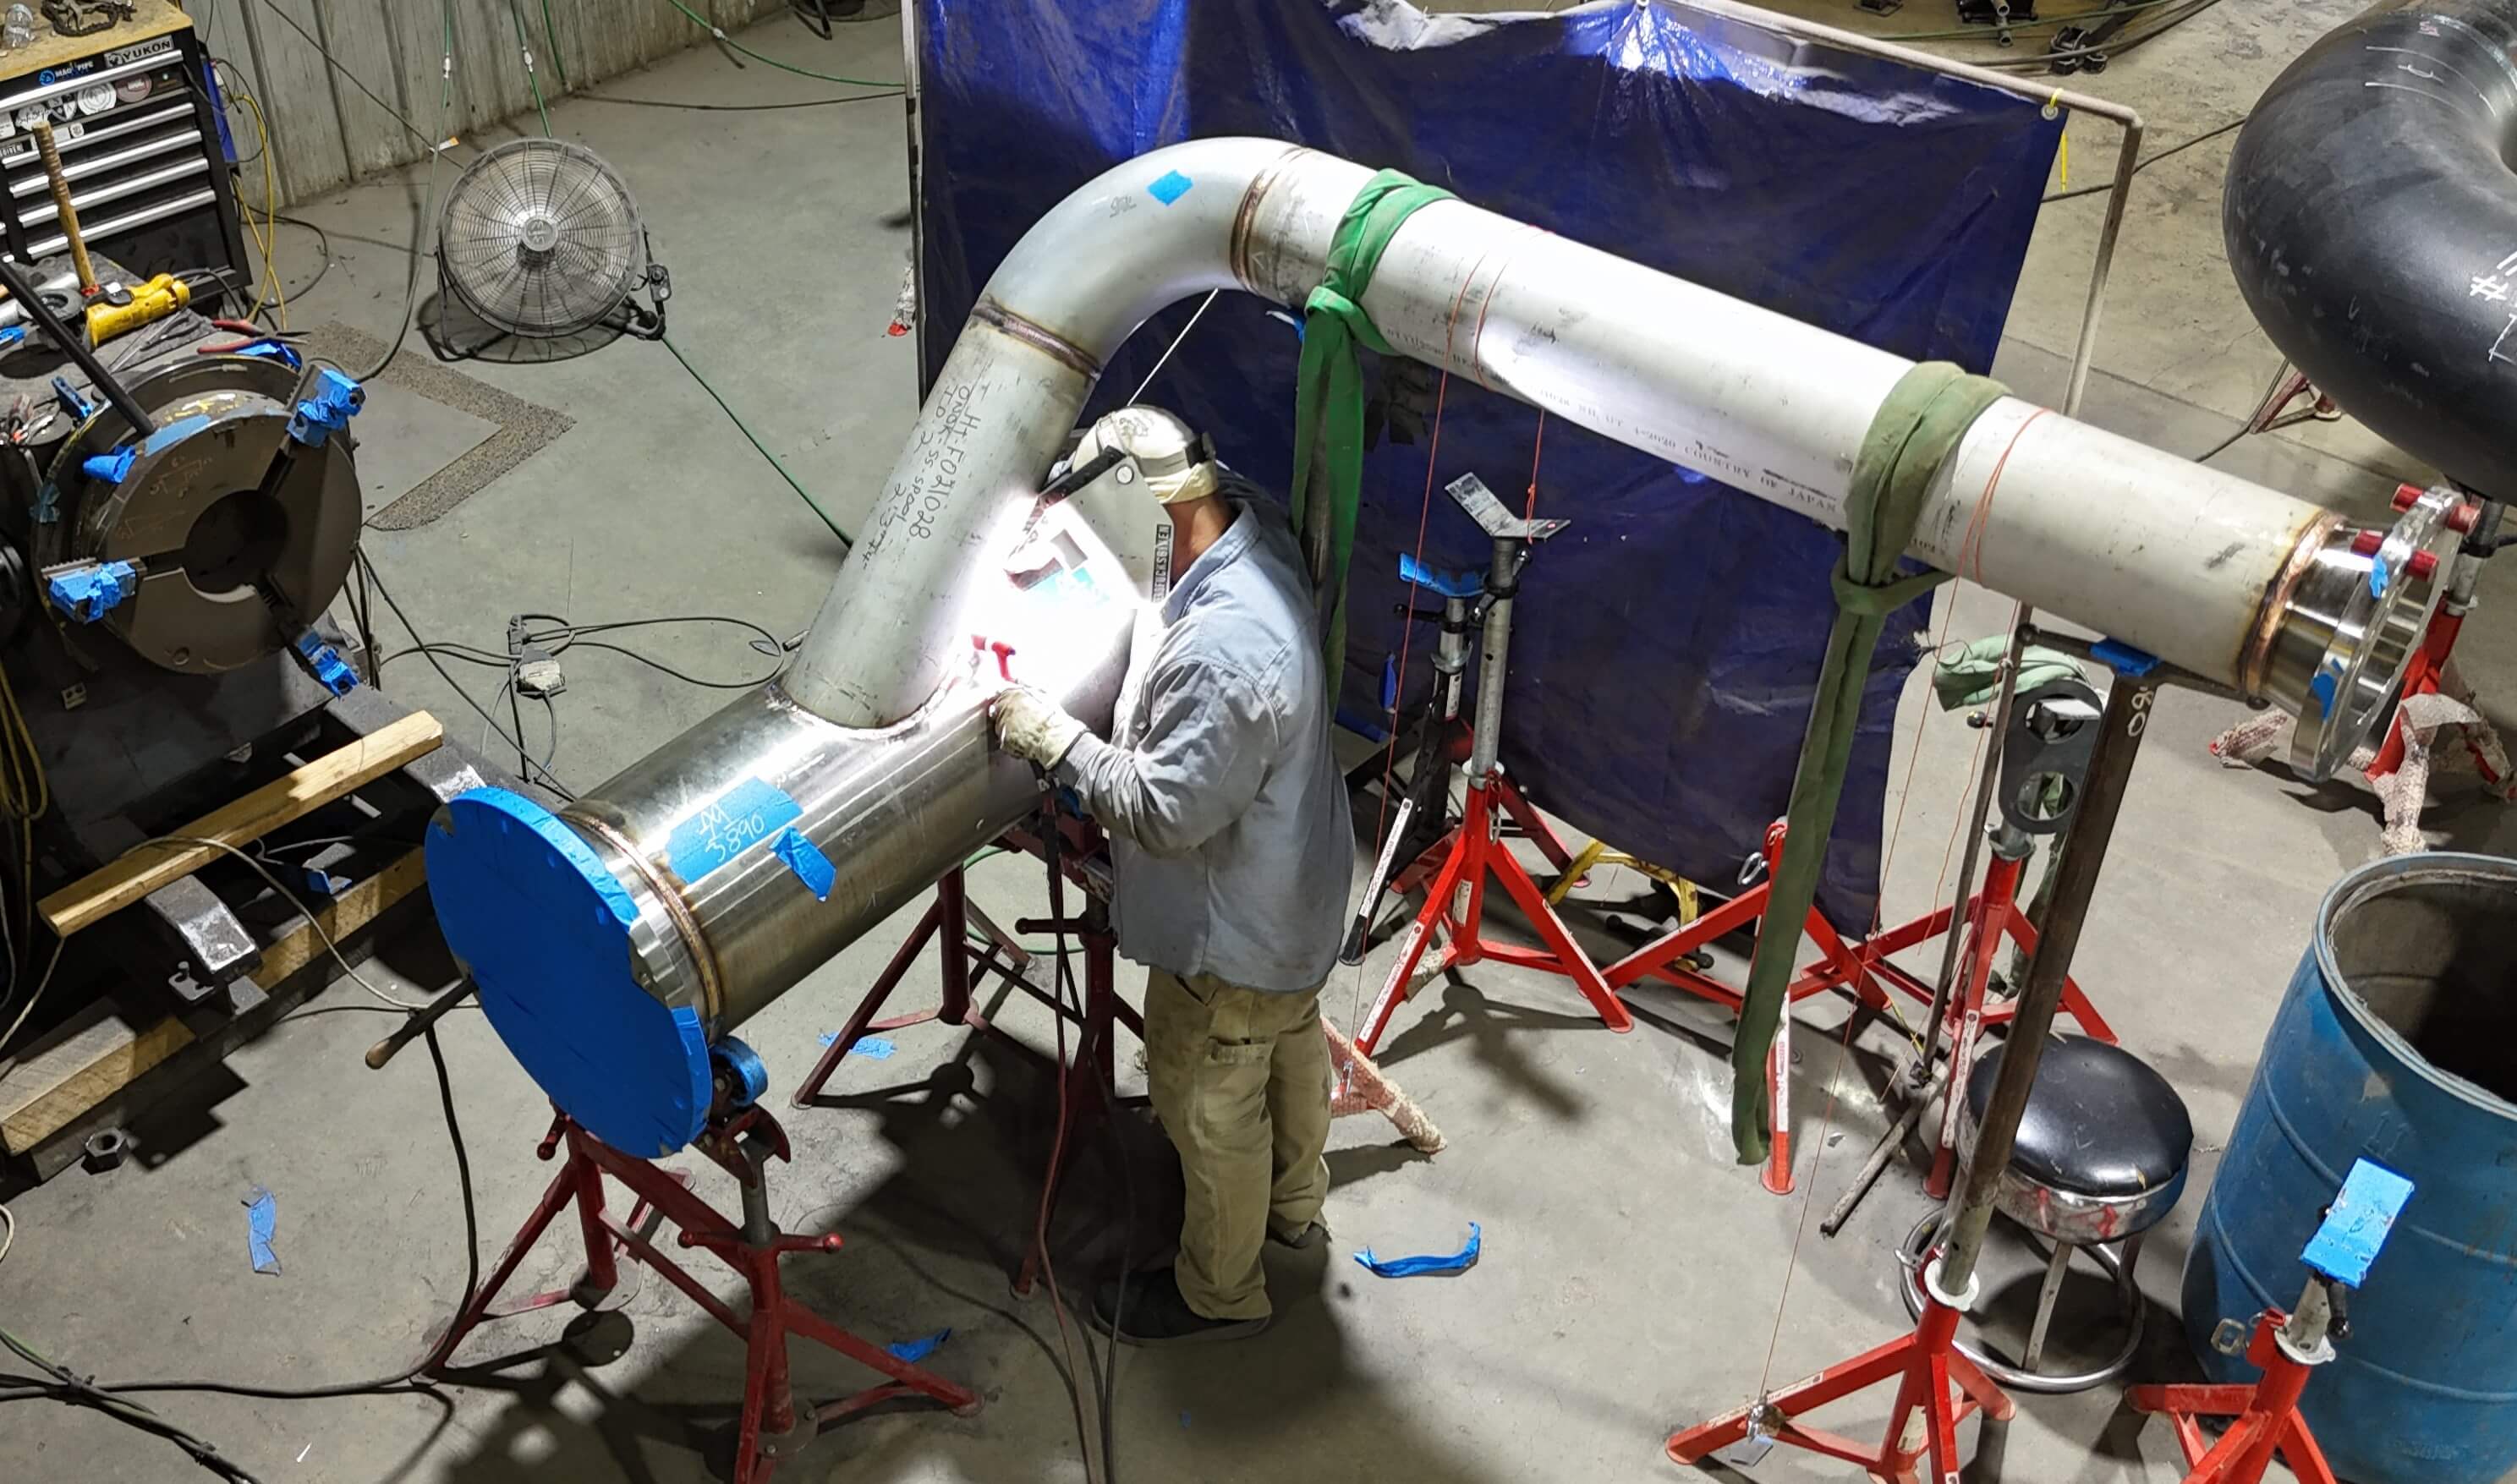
left=1998, top=676, right=2103, bottom=834
left=1445, top=472, right=1567, bottom=543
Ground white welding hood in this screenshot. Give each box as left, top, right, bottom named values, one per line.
left=424, top=139, right=2455, bottom=1154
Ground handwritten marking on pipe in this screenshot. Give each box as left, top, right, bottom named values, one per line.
left=666, top=777, right=803, bottom=884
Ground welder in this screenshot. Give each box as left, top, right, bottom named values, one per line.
left=993, top=406, right=1355, bottom=1345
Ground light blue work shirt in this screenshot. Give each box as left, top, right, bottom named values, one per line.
left=1056, top=498, right=1354, bottom=993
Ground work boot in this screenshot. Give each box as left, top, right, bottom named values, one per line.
left=1267, top=1219, right=1328, bottom=1251
left=1089, top=1267, right=1269, bottom=1347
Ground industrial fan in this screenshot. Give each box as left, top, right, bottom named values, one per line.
left=436, top=139, right=671, bottom=343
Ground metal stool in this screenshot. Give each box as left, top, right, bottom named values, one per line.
left=1900, top=1034, right=2192, bottom=1393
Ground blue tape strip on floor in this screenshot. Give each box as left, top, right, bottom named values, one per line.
left=1354, top=1222, right=1479, bottom=1278
left=665, top=776, right=803, bottom=884
left=244, top=1186, right=281, bottom=1275
left=886, top=1328, right=951, bottom=1363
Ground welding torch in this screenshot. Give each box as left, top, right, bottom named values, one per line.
left=365, top=977, right=477, bottom=1070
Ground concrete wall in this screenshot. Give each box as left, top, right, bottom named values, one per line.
left=200, top=0, right=785, bottom=205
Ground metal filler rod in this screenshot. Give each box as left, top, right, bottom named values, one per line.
left=1936, top=670, right=2158, bottom=1293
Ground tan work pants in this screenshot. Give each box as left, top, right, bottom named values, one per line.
left=1143, top=968, right=1331, bottom=1321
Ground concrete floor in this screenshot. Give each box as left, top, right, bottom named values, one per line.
left=5, top=5, right=2512, bottom=1482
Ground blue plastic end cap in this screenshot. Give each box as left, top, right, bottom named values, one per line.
left=425, top=788, right=712, bottom=1157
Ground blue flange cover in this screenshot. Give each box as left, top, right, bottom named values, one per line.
left=425, top=788, right=711, bottom=1156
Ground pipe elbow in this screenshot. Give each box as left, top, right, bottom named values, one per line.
left=2224, top=0, right=2517, bottom=498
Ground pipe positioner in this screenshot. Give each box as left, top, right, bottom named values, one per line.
left=426, top=140, right=2456, bottom=1155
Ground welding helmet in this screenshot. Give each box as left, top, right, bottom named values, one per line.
left=1041, top=406, right=1223, bottom=605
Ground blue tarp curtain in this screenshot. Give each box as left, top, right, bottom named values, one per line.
left=912, top=0, right=2057, bottom=926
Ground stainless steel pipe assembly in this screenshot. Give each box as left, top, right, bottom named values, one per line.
left=427, top=137, right=2458, bottom=1154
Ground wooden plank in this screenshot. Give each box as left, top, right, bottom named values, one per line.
left=0, top=1003, right=193, bottom=1153
left=37, top=710, right=441, bottom=935
left=0, top=844, right=427, bottom=1157
left=250, top=847, right=427, bottom=988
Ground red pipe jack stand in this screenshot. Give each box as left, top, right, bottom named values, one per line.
left=2128, top=1157, right=2411, bottom=1484
left=1666, top=1254, right=2014, bottom=1484
left=792, top=866, right=1030, bottom=1105
left=1800, top=831, right=2115, bottom=1048
left=1349, top=473, right=1625, bottom=1061
left=1592, top=820, right=1884, bottom=1194
left=2129, top=1306, right=2339, bottom=1484
left=436, top=1043, right=979, bottom=1484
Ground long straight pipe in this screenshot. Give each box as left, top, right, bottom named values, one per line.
left=785, top=137, right=2332, bottom=735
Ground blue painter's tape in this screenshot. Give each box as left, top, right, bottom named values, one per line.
left=244, top=1186, right=281, bottom=1274
left=2301, top=1158, right=2414, bottom=1288
left=2091, top=638, right=2159, bottom=676
left=885, top=1328, right=951, bottom=1363
left=427, top=788, right=713, bottom=1155
left=1399, top=551, right=1483, bottom=599
left=1147, top=169, right=1193, bottom=205
left=2368, top=558, right=2390, bottom=600
left=1354, top=1222, right=1481, bottom=1278
left=138, top=413, right=214, bottom=457
left=666, top=776, right=803, bottom=884
left=47, top=560, right=136, bottom=622
left=2308, top=668, right=2338, bottom=715
left=771, top=826, right=836, bottom=901
left=81, top=447, right=134, bottom=485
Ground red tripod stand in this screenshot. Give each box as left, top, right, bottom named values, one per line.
left=2129, top=1309, right=2339, bottom=1484
left=792, top=822, right=1140, bottom=1298
left=1349, top=761, right=1628, bottom=1060
left=1666, top=1256, right=2014, bottom=1483
left=437, top=1100, right=978, bottom=1484
left=1796, top=839, right=2114, bottom=1046
left=1595, top=820, right=1884, bottom=1193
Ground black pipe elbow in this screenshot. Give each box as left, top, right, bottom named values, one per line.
left=2224, top=0, right=2517, bottom=499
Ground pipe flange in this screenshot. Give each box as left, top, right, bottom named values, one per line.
left=2259, top=485, right=2459, bottom=780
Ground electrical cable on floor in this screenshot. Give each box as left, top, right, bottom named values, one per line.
left=0, top=939, right=65, bottom=1064
left=354, top=551, right=578, bottom=798
left=1874, top=0, right=2189, bottom=41
left=661, top=0, right=900, bottom=85
left=0, top=879, right=484, bottom=1482
left=1031, top=826, right=1110, bottom=1484
left=1977, top=0, right=2224, bottom=68
left=352, top=0, right=456, bottom=383
left=573, top=88, right=901, bottom=111
left=2043, top=117, right=2247, bottom=204
left=659, top=334, right=854, bottom=545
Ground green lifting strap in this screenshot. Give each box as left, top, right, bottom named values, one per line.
left=1288, top=169, right=1456, bottom=680
left=1729, top=361, right=2011, bottom=1164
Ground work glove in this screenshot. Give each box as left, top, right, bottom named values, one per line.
left=993, top=685, right=1088, bottom=769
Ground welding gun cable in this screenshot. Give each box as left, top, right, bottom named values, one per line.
left=354, top=553, right=577, bottom=798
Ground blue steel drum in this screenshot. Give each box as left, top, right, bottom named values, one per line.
left=2184, top=852, right=2517, bottom=1484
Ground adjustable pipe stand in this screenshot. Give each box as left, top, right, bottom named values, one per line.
left=1348, top=474, right=1626, bottom=1061
left=792, top=866, right=1028, bottom=1103
left=1591, top=819, right=1882, bottom=1193
left=2130, top=1303, right=2339, bottom=1484
left=1666, top=1257, right=2015, bottom=1483
left=437, top=1050, right=979, bottom=1484
left=2128, top=1157, right=2410, bottom=1484
left=1670, top=670, right=2163, bottom=1481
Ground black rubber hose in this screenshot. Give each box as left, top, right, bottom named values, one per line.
left=2224, top=0, right=2517, bottom=499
